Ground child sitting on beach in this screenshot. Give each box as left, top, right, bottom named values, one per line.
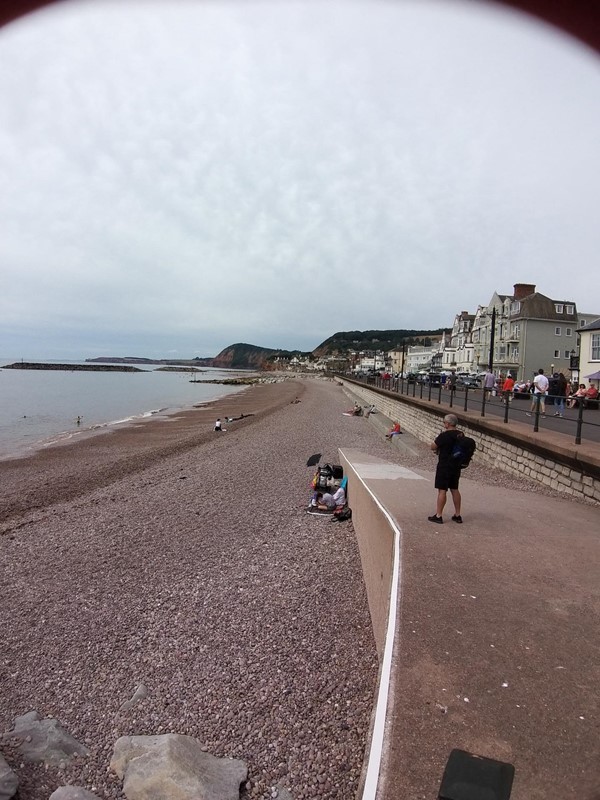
left=312, top=485, right=346, bottom=512
left=385, top=421, right=402, bottom=440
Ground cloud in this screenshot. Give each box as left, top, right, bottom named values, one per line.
left=0, top=0, right=599, bottom=358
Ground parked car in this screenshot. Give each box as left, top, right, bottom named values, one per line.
left=455, top=375, right=480, bottom=390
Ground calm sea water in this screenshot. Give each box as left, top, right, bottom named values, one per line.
left=0, top=360, right=249, bottom=460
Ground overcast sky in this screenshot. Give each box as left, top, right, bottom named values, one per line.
left=1, top=0, right=599, bottom=359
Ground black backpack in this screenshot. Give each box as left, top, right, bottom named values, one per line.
left=451, top=433, right=476, bottom=469
left=314, top=464, right=343, bottom=491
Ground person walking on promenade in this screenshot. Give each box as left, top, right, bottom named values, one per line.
left=483, top=368, right=496, bottom=400
left=501, top=373, right=515, bottom=404
left=428, top=413, right=463, bottom=525
left=553, top=372, right=568, bottom=417
left=527, top=369, right=549, bottom=417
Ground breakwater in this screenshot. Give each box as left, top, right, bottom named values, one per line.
left=3, top=362, right=146, bottom=372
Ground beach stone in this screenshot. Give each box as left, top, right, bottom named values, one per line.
left=49, top=788, right=102, bottom=800
left=0, top=753, right=18, bottom=800
left=110, top=733, right=248, bottom=800
left=119, top=683, right=148, bottom=713
left=2, top=711, right=89, bottom=766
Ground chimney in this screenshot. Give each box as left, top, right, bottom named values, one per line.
left=513, top=283, right=536, bottom=301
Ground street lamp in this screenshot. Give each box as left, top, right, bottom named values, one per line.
left=488, top=307, right=497, bottom=373
left=569, top=349, right=580, bottom=384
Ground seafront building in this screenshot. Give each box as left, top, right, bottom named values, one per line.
left=276, top=281, right=598, bottom=381
left=443, top=282, right=600, bottom=382
left=577, top=317, right=600, bottom=388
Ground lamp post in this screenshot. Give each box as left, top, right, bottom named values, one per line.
left=569, top=348, right=580, bottom=384
left=488, top=306, right=496, bottom=373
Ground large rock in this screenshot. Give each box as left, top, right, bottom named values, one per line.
left=0, top=753, right=18, bottom=800
left=110, top=734, right=247, bottom=800
left=2, top=711, right=89, bottom=766
left=49, top=788, right=102, bottom=800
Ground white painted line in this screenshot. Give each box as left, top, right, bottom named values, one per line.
left=340, top=449, right=401, bottom=800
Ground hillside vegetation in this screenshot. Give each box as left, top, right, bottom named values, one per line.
left=86, top=329, right=445, bottom=371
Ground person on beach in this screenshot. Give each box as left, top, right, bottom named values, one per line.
left=315, top=492, right=337, bottom=511
left=312, top=484, right=346, bottom=512
left=385, top=421, right=402, bottom=440
left=214, top=418, right=223, bottom=432
left=428, top=413, right=463, bottom=524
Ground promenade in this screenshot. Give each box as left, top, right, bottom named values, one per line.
left=342, top=423, right=599, bottom=800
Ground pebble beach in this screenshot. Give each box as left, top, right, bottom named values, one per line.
left=0, top=376, right=399, bottom=800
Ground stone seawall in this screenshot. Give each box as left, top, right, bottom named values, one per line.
left=340, top=379, right=600, bottom=505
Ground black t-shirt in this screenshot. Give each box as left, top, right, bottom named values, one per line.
left=434, top=429, right=461, bottom=466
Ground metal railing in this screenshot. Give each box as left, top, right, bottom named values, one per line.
left=336, top=374, right=599, bottom=446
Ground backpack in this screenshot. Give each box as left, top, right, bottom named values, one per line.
left=451, top=433, right=476, bottom=469
left=312, top=464, right=343, bottom=491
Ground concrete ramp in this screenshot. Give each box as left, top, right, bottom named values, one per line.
left=340, top=449, right=600, bottom=800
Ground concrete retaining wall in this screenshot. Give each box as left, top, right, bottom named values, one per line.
left=340, top=379, right=600, bottom=505
left=338, top=453, right=394, bottom=661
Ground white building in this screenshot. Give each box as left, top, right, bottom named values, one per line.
left=577, top=317, right=600, bottom=387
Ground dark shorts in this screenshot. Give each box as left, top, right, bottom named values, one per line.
left=435, top=463, right=461, bottom=491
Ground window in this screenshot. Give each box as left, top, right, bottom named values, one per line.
left=511, top=324, right=520, bottom=338
left=580, top=320, right=586, bottom=327
left=510, top=301, right=520, bottom=315
left=564, top=350, right=570, bottom=359
left=566, top=305, right=574, bottom=314
left=592, top=333, right=600, bottom=361
left=566, top=327, right=572, bottom=336
left=555, top=303, right=564, bottom=313
left=554, top=350, right=560, bottom=358
left=555, top=327, right=562, bottom=335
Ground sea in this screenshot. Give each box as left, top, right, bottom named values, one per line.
left=0, top=359, right=250, bottom=461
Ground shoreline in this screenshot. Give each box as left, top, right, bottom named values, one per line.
left=0, top=371, right=272, bottom=464
left=0, top=378, right=302, bottom=529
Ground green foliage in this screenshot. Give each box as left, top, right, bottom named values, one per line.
left=314, top=328, right=444, bottom=355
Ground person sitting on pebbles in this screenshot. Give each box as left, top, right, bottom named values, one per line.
left=385, top=421, right=403, bottom=440
left=315, top=485, right=346, bottom=512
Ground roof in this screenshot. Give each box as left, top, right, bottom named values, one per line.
left=512, top=292, right=577, bottom=322
left=577, top=317, right=600, bottom=333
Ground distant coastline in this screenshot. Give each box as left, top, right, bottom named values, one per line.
left=86, top=356, right=213, bottom=367
left=3, top=362, right=147, bottom=372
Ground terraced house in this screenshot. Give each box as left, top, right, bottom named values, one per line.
left=470, top=283, right=588, bottom=381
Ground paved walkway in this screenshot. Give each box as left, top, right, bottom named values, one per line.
left=341, top=447, right=599, bottom=800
